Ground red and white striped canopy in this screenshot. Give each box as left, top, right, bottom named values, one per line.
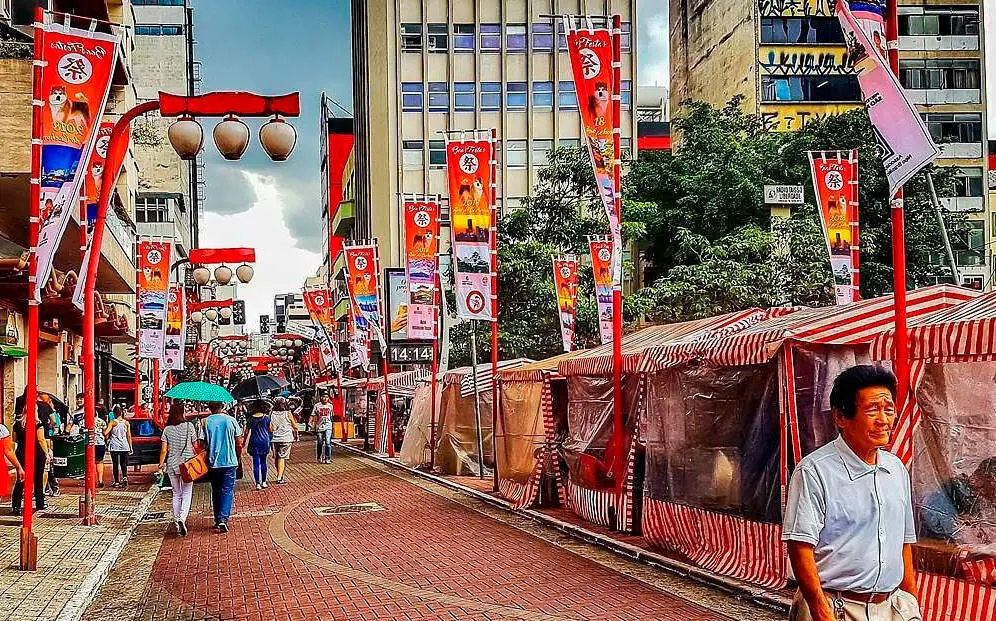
left=453, top=358, right=533, bottom=397
left=332, top=367, right=432, bottom=391
left=646, top=285, right=976, bottom=368
left=870, top=289, right=996, bottom=361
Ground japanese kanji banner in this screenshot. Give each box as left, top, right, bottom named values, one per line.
left=34, top=21, right=119, bottom=302
left=163, top=285, right=185, bottom=371
left=837, top=0, right=937, bottom=195
left=809, top=150, right=860, bottom=305
left=348, top=304, right=370, bottom=371
left=850, top=0, right=886, bottom=48
left=446, top=139, right=495, bottom=322
left=344, top=244, right=385, bottom=347
left=403, top=198, right=440, bottom=339
left=565, top=19, right=620, bottom=271
left=589, top=237, right=614, bottom=345
left=72, top=121, right=119, bottom=309
left=552, top=255, right=579, bottom=352
left=136, top=239, right=171, bottom=359
left=302, top=286, right=339, bottom=371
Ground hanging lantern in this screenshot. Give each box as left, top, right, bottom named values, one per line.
left=192, top=266, right=211, bottom=286
left=259, top=116, right=298, bottom=162
left=279, top=347, right=288, bottom=355
left=214, top=265, right=233, bottom=286
left=167, top=115, right=204, bottom=160
left=213, top=114, right=251, bottom=160
left=293, top=339, right=303, bottom=347
left=204, top=308, right=219, bottom=322
left=219, top=307, right=233, bottom=320
left=190, top=311, right=204, bottom=324
left=236, top=263, right=254, bottom=283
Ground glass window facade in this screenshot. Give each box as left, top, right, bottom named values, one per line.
left=558, top=81, right=577, bottom=110
left=532, top=81, right=553, bottom=109
left=401, top=83, right=423, bottom=111
left=427, top=82, right=448, bottom=112
left=454, top=82, right=476, bottom=112
left=760, top=17, right=845, bottom=44
left=401, top=23, right=422, bottom=52
left=481, top=82, right=501, bottom=112
left=901, top=59, right=982, bottom=90
left=506, top=140, right=527, bottom=168
left=506, top=24, right=527, bottom=53
left=453, top=24, right=475, bottom=52
left=506, top=82, right=527, bottom=110
left=481, top=24, right=501, bottom=52
left=761, top=76, right=861, bottom=102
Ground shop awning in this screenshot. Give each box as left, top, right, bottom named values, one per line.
left=0, top=344, right=27, bottom=358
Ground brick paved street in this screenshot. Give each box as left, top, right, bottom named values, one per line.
left=85, top=438, right=781, bottom=621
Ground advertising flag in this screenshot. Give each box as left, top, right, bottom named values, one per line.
left=348, top=305, right=370, bottom=371
left=445, top=139, right=495, bottom=321
left=849, top=0, right=887, bottom=49
left=35, top=22, right=120, bottom=302
left=302, top=287, right=338, bottom=370
left=552, top=256, right=579, bottom=352
left=136, top=239, right=171, bottom=359
left=344, top=244, right=385, bottom=347
left=71, top=121, right=119, bottom=309
left=163, top=285, right=185, bottom=371
left=837, top=0, right=938, bottom=195
left=809, top=151, right=860, bottom=305
left=403, top=198, right=440, bottom=339
left=589, top=237, right=614, bottom=345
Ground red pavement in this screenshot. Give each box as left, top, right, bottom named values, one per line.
left=124, top=440, right=739, bottom=621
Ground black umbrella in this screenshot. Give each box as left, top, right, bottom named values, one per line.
left=230, top=374, right=289, bottom=401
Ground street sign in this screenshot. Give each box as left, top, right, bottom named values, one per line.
left=764, top=184, right=805, bottom=205
left=387, top=342, right=433, bottom=365
left=286, top=322, right=317, bottom=339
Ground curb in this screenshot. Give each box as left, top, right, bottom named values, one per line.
left=56, top=483, right=161, bottom=621
left=338, top=441, right=790, bottom=614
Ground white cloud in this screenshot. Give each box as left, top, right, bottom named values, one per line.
left=638, top=2, right=669, bottom=87
left=200, top=171, right=322, bottom=331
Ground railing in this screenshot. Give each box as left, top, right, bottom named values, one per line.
left=105, top=208, right=136, bottom=262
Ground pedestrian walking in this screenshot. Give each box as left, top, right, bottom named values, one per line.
left=158, top=402, right=199, bottom=536
left=244, top=400, right=273, bottom=489
left=270, top=397, right=299, bottom=484
left=94, top=409, right=107, bottom=488
left=104, top=405, right=132, bottom=488
left=0, top=422, right=25, bottom=501
left=313, top=393, right=334, bottom=463
left=199, top=402, right=243, bottom=533
left=783, top=365, right=921, bottom=621
left=11, top=392, right=51, bottom=513
left=41, top=393, right=65, bottom=497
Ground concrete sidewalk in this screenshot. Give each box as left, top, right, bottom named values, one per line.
left=0, top=472, right=159, bottom=621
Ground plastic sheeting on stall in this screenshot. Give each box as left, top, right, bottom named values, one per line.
left=398, top=383, right=438, bottom=469
left=435, top=375, right=494, bottom=476
left=497, top=380, right=545, bottom=484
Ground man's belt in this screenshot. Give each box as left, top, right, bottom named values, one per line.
left=829, top=589, right=896, bottom=605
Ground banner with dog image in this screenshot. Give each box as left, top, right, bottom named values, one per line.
left=35, top=21, right=119, bottom=302
left=552, top=255, right=579, bottom=352
left=302, top=286, right=339, bottom=370
left=403, top=199, right=440, bottom=339
left=809, top=150, right=860, bottom=305
left=446, top=138, right=495, bottom=322
left=565, top=20, right=619, bottom=257
left=589, top=237, right=614, bottom=345
left=72, top=121, right=122, bottom=310
left=137, top=239, right=171, bottom=359
left=344, top=244, right=385, bottom=348
left=163, top=285, right=185, bottom=371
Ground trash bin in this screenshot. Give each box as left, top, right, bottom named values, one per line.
left=52, top=433, right=87, bottom=479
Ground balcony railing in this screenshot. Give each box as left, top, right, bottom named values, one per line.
left=906, top=89, right=981, bottom=105
left=105, top=208, right=135, bottom=262
left=900, top=35, right=979, bottom=52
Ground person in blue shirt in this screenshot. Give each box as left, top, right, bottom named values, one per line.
left=198, top=402, right=243, bottom=533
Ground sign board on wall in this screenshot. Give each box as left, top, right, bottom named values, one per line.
left=764, top=185, right=806, bottom=205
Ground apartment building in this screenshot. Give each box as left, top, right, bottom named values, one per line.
left=670, top=0, right=990, bottom=288
left=0, top=0, right=140, bottom=418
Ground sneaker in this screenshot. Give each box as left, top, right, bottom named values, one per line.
left=98, top=482, right=104, bottom=488
left=178, top=521, right=188, bottom=537
left=218, top=522, right=228, bottom=534
left=276, top=478, right=287, bottom=485
left=121, top=479, right=128, bottom=489
left=262, top=482, right=268, bottom=489
left=111, top=482, right=120, bottom=488
left=255, top=484, right=262, bottom=490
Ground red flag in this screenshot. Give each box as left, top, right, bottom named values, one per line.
left=552, top=256, right=579, bottom=352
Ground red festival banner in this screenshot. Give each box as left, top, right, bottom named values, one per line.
left=302, top=286, right=338, bottom=370
left=565, top=20, right=620, bottom=256
left=403, top=198, right=440, bottom=340
left=163, top=285, right=185, bottom=371
left=136, top=239, right=171, bottom=359
left=808, top=150, right=860, bottom=305
left=344, top=244, right=385, bottom=347
left=589, top=237, right=614, bottom=344
left=446, top=138, right=495, bottom=321
left=35, top=21, right=119, bottom=302
left=552, top=255, right=579, bottom=352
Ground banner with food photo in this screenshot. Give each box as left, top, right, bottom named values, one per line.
left=163, top=285, right=185, bottom=371
left=35, top=21, right=119, bottom=302
left=589, top=237, right=614, bottom=345
left=446, top=138, right=495, bottom=321
left=343, top=243, right=385, bottom=347
left=136, top=239, right=171, bottom=359
left=552, top=255, right=579, bottom=352
left=72, top=121, right=119, bottom=309
left=403, top=198, right=440, bottom=339
left=808, top=150, right=860, bottom=305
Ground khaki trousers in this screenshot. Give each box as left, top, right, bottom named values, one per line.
left=789, top=590, right=923, bottom=621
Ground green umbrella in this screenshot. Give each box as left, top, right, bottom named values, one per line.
left=164, top=381, right=234, bottom=403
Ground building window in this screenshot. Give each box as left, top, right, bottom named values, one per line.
left=427, top=23, right=448, bottom=53
left=621, top=137, right=632, bottom=158
left=532, top=81, right=553, bottom=109
left=132, top=0, right=186, bottom=5
left=481, top=24, right=501, bottom=52
left=454, top=82, right=475, bottom=112
left=401, top=23, right=422, bottom=52
left=506, top=24, right=527, bottom=53
left=428, top=140, right=446, bottom=168
left=952, top=220, right=984, bottom=267
left=401, top=83, right=423, bottom=111
left=953, top=167, right=984, bottom=197
left=556, top=22, right=568, bottom=50
left=532, top=139, right=554, bottom=167
left=427, top=82, right=448, bottom=112
left=481, top=82, right=501, bottom=111
left=760, top=17, right=845, bottom=44
left=506, top=197, right=527, bottom=211
left=760, top=76, right=861, bottom=102
left=559, top=138, right=580, bottom=149
left=135, top=25, right=184, bottom=35
left=506, top=140, right=527, bottom=168
left=506, top=82, right=527, bottom=111
left=453, top=24, right=475, bottom=52
left=136, top=196, right=170, bottom=223
left=900, top=9, right=979, bottom=36
left=923, top=113, right=982, bottom=144
left=402, top=140, right=423, bottom=170
left=621, top=80, right=632, bottom=108
left=558, top=80, right=577, bottom=109
left=621, top=23, right=632, bottom=51
left=532, top=24, right=554, bottom=51
left=901, top=59, right=982, bottom=90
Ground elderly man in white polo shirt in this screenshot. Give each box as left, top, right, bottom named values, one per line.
left=783, top=365, right=922, bottom=621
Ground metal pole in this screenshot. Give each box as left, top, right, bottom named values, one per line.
left=152, top=358, right=160, bottom=421
left=79, top=178, right=97, bottom=524
left=611, top=14, right=625, bottom=498
left=925, top=173, right=960, bottom=284
left=381, top=355, right=394, bottom=457
left=489, top=128, right=499, bottom=493
left=470, top=320, right=484, bottom=479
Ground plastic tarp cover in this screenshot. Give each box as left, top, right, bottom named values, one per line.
left=498, top=380, right=545, bottom=484
left=642, top=363, right=782, bottom=524
left=562, top=374, right=641, bottom=492
left=912, top=362, right=996, bottom=586
left=435, top=380, right=494, bottom=476
left=399, top=383, right=438, bottom=469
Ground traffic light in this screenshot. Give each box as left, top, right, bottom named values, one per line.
left=232, top=300, right=246, bottom=325
left=259, top=315, right=270, bottom=334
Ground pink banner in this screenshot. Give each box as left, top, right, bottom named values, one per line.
left=553, top=256, right=579, bottom=352
left=589, top=238, right=614, bottom=345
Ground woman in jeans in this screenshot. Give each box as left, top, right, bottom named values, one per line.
left=269, top=397, right=298, bottom=484
left=157, top=402, right=198, bottom=536
left=313, top=393, right=335, bottom=463
left=243, top=400, right=273, bottom=489
left=103, top=405, right=132, bottom=488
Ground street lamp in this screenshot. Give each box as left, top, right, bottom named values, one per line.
left=204, top=309, right=219, bottom=322
left=259, top=115, right=298, bottom=161
left=192, top=266, right=211, bottom=286
left=236, top=264, right=254, bottom=283
left=190, top=311, right=204, bottom=324
left=214, top=265, right=233, bottom=285
left=167, top=114, right=203, bottom=160
left=219, top=307, right=233, bottom=320
left=213, top=114, right=251, bottom=160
